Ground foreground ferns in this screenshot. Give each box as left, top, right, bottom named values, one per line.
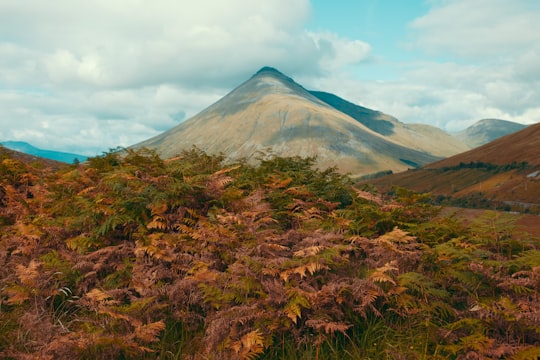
left=0, top=147, right=539, bottom=359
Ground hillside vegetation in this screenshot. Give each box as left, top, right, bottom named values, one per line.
left=366, top=123, right=540, bottom=214
left=1, top=147, right=540, bottom=359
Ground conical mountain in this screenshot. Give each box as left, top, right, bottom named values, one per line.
left=135, top=67, right=456, bottom=177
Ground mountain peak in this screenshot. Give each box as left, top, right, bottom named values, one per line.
left=254, top=66, right=284, bottom=76
left=252, top=66, right=295, bottom=83
left=457, top=118, right=527, bottom=148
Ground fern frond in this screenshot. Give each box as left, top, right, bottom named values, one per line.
left=231, top=329, right=265, bottom=360
left=85, top=288, right=115, bottom=304
left=147, top=215, right=167, bottom=230
left=293, top=245, right=325, bottom=257
left=512, top=346, right=540, bottom=360
left=5, top=285, right=31, bottom=305
left=377, top=227, right=416, bottom=244
left=369, top=261, right=398, bottom=285
left=261, top=266, right=280, bottom=277
left=135, top=233, right=175, bottom=261
left=362, top=287, right=382, bottom=308
left=16, top=259, right=40, bottom=287
left=284, top=289, right=311, bottom=324
left=305, top=319, right=352, bottom=335
left=285, top=302, right=302, bottom=324
left=280, top=262, right=329, bottom=281
left=98, top=308, right=131, bottom=321
left=134, top=320, right=166, bottom=342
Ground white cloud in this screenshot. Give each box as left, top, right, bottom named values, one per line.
left=0, top=0, right=322, bottom=90
left=409, top=0, right=540, bottom=58
left=308, top=32, right=371, bottom=73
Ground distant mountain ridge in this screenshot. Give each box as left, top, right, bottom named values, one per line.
left=455, top=119, right=527, bottom=148
left=0, top=141, right=87, bottom=164
left=310, top=90, right=469, bottom=157
left=133, top=67, right=468, bottom=177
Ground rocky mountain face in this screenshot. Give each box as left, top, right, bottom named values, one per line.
left=134, top=67, right=467, bottom=178
left=454, top=119, right=527, bottom=148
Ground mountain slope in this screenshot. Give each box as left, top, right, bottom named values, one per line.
left=429, top=122, right=540, bottom=168
left=366, top=123, right=540, bottom=211
left=310, top=91, right=469, bottom=157
left=135, top=67, right=459, bottom=177
left=0, top=141, right=87, bottom=164
left=455, top=119, right=527, bottom=148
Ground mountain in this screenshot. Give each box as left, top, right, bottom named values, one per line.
left=455, top=119, right=527, bottom=148
left=134, top=67, right=466, bottom=178
left=0, top=144, right=67, bottom=170
left=309, top=91, right=469, bottom=157
left=0, top=141, right=87, bottom=164
left=365, top=122, right=540, bottom=212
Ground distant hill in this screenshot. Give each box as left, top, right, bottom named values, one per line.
left=430, top=122, right=540, bottom=167
left=133, top=67, right=467, bottom=178
left=0, top=144, right=67, bottom=170
left=0, top=141, right=87, bottom=164
left=454, top=119, right=527, bottom=148
left=364, top=123, right=540, bottom=212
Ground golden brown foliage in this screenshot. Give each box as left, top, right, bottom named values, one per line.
left=1, top=148, right=539, bottom=359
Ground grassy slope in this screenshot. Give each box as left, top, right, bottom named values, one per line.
left=365, top=123, right=540, bottom=212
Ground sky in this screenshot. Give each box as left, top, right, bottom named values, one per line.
left=1, top=0, right=539, bottom=156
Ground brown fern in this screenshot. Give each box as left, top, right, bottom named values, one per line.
left=231, top=329, right=265, bottom=360
left=305, top=319, right=352, bottom=335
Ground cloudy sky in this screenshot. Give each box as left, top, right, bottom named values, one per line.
left=1, top=0, right=539, bottom=156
